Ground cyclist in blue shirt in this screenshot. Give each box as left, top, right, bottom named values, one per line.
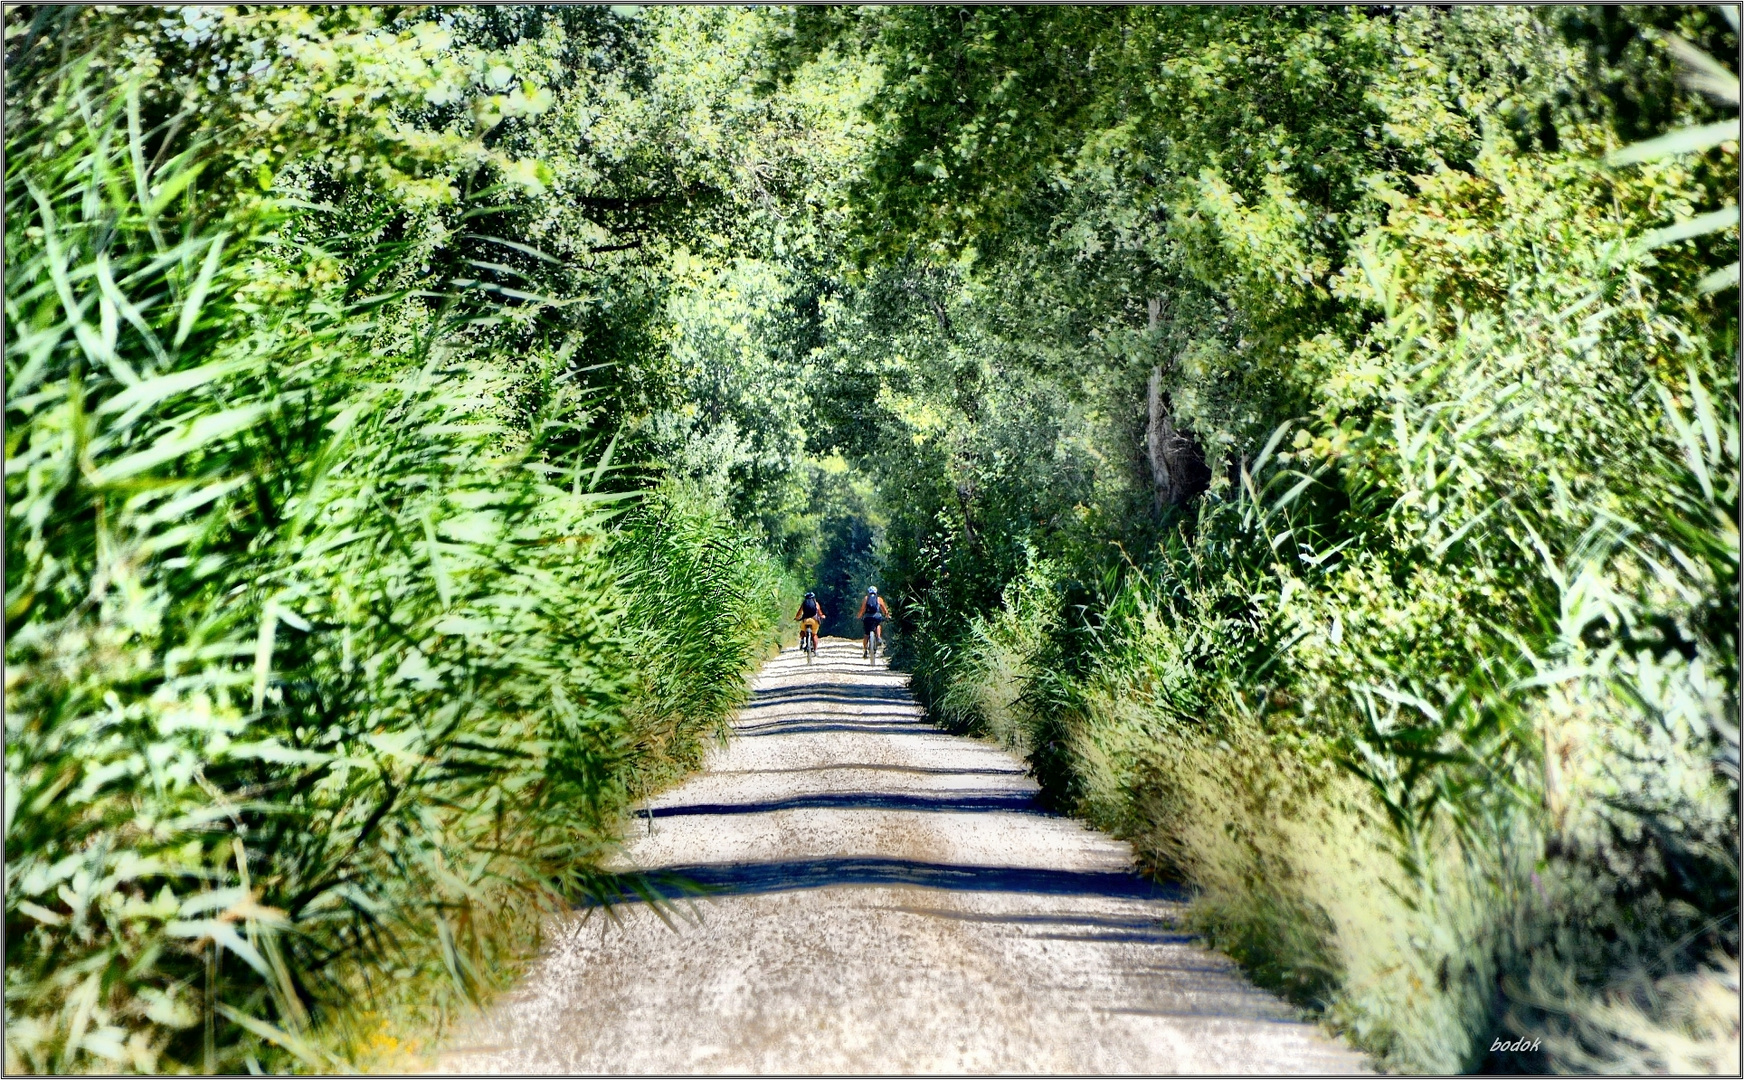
left=855, top=586, right=887, bottom=659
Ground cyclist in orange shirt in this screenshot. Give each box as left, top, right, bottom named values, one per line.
left=795, top=592, right=825, bottom=655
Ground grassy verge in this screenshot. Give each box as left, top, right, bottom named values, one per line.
left=915, top=589, right=1740, bottom=1070
left=613, top=481, right=791, bottom=799
left=2, top=49, right=785, bottom=1073
left=887, top=28, right=1737, bottom=1068
left=914, top=486, right=1737, bottom=1074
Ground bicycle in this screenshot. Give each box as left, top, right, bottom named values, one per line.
left=860, top=587, right=887, bottom=666
left=799, top=617, right=820, bottom=660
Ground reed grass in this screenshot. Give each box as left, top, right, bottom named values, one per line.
left=906, top=164, right=1738, bottom=1076
left=4, top=48, right=782, bottom=1074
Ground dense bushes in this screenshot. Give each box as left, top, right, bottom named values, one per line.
left=802, top=5, right=1739, bottom=1072
left=613, top=481, right=789, bottom=795
left=4, top=10, right=792, bottom=1072
left=8, top=4, right=1737, bottom=1074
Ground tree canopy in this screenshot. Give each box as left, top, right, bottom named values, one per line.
left=6, top=5, right=1738, bottom=1073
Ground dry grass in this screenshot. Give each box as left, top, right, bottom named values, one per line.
left=932, top=605, right=1738, bottom=1074
left=1519, top=956, right=1740, bottom=1075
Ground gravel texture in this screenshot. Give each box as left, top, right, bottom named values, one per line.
left=433, top=637, right=1368, bottom=1074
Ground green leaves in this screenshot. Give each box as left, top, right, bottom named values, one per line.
left=171, top=234, right=226, bottom=351
left=1607, top=32, right=1739, bottom=292
left=1633, top=204, right=1741, bottom=256
left=1604, top=119, right=1740, bottom=165
left=89, top=404, right=271, bottom=487
left=844, top=6, right=1737, bottom=1074
left=3, top=19, right=788, bottom=1070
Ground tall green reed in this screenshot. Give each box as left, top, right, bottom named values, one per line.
left=898, top=83, right=1737, bottom=1072
left=612, top=481, right=788, bottom=795
left=5, top=50, right=780, bottom=1073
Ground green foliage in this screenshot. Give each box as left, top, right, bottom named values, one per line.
left=815, top=4, right=1739, bottom=1072
left=5, top=8, right=798, bottom=1072
left=613, top=480, right=787, bottom=793
left=800, top=458, right=887, bottom=640
left=8, top=4, right=1738, bottom=1074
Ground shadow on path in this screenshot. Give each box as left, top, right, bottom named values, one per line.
left=732, top=720, right=937, bottom=738
left=748, top=683, right=916, bottom=707
left=711, top=763, right=1027, bottom=779
left=592, top=856, right=1183, bottom=905
left=882, top=906, right=1191, bottom=932
left=647, top=790, right=1043, bottom=819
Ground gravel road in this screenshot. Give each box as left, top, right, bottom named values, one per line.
left=434, top=636, right=1368, bottom=1074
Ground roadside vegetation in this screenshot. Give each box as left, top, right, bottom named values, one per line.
left=4, top=7, right=808, bottom=1071
left=6, top=4, right=1737, bottom=1074
left=798, top=6, right=1738, bottom=1073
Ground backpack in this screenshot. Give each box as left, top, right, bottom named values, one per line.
left=801, top=596, right=820, bottom=619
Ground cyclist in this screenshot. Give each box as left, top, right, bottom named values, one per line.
left=856, top=586, right=887, bottom=659
left=795, top=592, right=825, bottom=654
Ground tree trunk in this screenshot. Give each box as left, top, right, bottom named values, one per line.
left=1145, top=297, right=1210, bottom=512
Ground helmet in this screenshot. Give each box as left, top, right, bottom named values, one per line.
left=804, top=592, right=815, bottom=599
left=867, top=586, right=878, bottom=595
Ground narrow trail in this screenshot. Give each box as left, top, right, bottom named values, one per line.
left=434, top=638, right=1367, bottom=1074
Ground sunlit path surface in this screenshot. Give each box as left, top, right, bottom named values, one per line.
left=434, top=638, right=1368, bottom=1074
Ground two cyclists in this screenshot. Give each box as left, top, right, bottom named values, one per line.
left=794, top=586, right=889, bottom=663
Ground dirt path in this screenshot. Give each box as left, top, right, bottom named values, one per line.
left=434, top=637, right=1368, bottom=1074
